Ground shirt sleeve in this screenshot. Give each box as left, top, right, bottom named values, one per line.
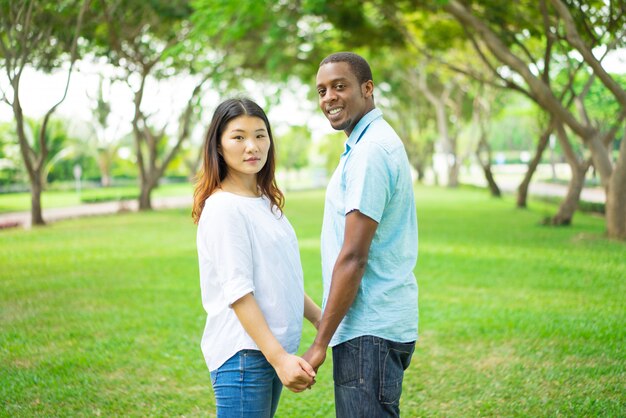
left=202, top=202, right=255, bottom=306
left=343, top=141, right=394, bottom=223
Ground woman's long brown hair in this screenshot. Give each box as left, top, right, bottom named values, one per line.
left=192, top=98, right=284, bottom=224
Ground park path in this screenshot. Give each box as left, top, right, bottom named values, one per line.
left=0, top=182, right=605, bottom=230
left=495, top=180, right=605, bottom=204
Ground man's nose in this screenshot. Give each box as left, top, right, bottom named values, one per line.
left=322, top=90, right=336, bottom=104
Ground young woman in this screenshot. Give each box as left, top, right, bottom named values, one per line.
left=192, top=98, right=322, bottom=417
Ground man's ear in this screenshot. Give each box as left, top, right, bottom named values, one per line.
left=362, top=80, right=374, bottom=99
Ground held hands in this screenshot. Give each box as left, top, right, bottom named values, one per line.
left=301, top=342, right=327, bottom=373
left=273, top=352, right=316, bottom=393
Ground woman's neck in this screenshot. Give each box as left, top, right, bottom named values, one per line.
left=220, top=175, right=261, bottom=197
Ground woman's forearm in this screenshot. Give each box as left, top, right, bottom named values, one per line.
left=231, top=292, right=315, bottom=392
left=304, top=293, right=322, bottom=330
left=231, top=293, right=286, bottom=365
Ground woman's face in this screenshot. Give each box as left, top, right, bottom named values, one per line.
left=219, top=115, right=270, bottom=180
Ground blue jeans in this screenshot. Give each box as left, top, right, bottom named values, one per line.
left=210, top=350, right=283, bottom=418
left=332, top=335, right=415, bottom=418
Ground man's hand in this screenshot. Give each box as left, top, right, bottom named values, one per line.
left=302, top=342, right=327, bottom=373
left=272, top=353, right=316, bottom=393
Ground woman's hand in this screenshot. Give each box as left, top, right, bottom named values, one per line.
left=272, top=353, right=316, bottom=392
left=231, top=294, right=316, bottom=392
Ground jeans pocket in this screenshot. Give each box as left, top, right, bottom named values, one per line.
left=380, top=342, right=415, bottom=405
left=333, top=339, right=360, bottom=387
left=210, top=369, right=218, bottom=386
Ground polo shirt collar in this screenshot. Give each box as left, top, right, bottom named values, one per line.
left=345, top=108, right=382, bottom=153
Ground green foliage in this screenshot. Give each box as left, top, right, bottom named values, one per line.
left=75, top=186, right=137, bottom=203
left=1, top=187, right=624, bottom=416
left=580, top=73, right=626, bottom=139
left=488, top=94, right=542, bottom=151
left=0, top=123, right=22, bottom=186
left=0, top=0, right=90, bottom=72
left=315, top=132, right=345, bottom=176
left=87, top=0, right=192, bottom=66
left=189, top=0, right=405, bottom=83
left=276, top=125, right=312, bottom=171
left=0, top=118, right=103, bottom=185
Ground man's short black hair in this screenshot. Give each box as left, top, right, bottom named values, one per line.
left=320, top=52, right=373, bottom=85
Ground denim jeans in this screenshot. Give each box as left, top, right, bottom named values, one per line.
left=332, top=335, right=415, bottom=418
left=210, top=349, right=283, bottom=418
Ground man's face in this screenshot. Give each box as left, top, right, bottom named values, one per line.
left=316, top=62, right=373, bottom=136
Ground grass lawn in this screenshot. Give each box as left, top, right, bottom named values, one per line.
left=1, top=186, right=624, bottom=417
left=0, top=183, right=192, bottom=213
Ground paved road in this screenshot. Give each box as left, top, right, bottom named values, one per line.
left=0, top=182, right=605, bottom=230
left=497, top=180, right=605, bottom=204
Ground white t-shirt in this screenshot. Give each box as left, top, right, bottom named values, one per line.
left=197, top=191, right=304, bottom=372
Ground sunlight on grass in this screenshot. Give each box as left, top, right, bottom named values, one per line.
left=1, top=186, right=624, bottom=416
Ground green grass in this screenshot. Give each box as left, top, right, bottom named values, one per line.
left=1, top=186, right=624, bottom=417
left=0, top=183, right=192, bottom=213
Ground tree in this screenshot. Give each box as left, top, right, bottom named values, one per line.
left=0, top=0, right=91, bottom=225
left=472, top=86, right=502, bottom=197
left=191, top=0, right=626, bottom=238
left=91, top=0, right=220, bottom=210
left=438, top=0, right=626, bottom=237
left=84, top=75, right=121, bottom=187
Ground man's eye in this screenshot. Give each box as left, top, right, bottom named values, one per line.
left=318, top=89, right=325, bottom=96
left=336, top=84, right=345, bottom=89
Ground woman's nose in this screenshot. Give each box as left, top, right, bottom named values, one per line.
left=245, top=139, right=258, bottom=152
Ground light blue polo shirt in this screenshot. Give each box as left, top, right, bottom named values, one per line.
left=321, top=108, right=419, bottom=347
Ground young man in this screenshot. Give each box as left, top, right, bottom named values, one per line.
left=302, top=52, right=419, bottom=417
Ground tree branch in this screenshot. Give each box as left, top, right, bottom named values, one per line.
left=550, top=0, right=626, bottom=107
left=36, top=0, right=91, bottom=170
left=444, top=0, right=594, bottom=139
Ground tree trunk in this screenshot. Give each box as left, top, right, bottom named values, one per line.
left=549, top=163, right=588, bottom=225
left=14, top=92, right=46, bottom=226
left=586, top=133, right=613, bottom=189
left=30, top=175, right=45, bottom=226
left=481, top=163, right=500, bottom=197
left=448, top=160, right=460, bottom=188
left=413, top=160, right=425, bottom=182
left=606, top=134, right=626, bottom=239
left=517, top=123, right=552, bottom=208
left=138, top=178, right=156, bottom=211
left=549, top=123, right=589, bottom=225
left=98, top=154, right=112, bottom=187
left=475, top=130, right=500, bottom=197
left=417, top=70, right=458, bottom=187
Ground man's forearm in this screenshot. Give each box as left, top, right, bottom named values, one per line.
left=313, top=254, right=367, bottom=347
